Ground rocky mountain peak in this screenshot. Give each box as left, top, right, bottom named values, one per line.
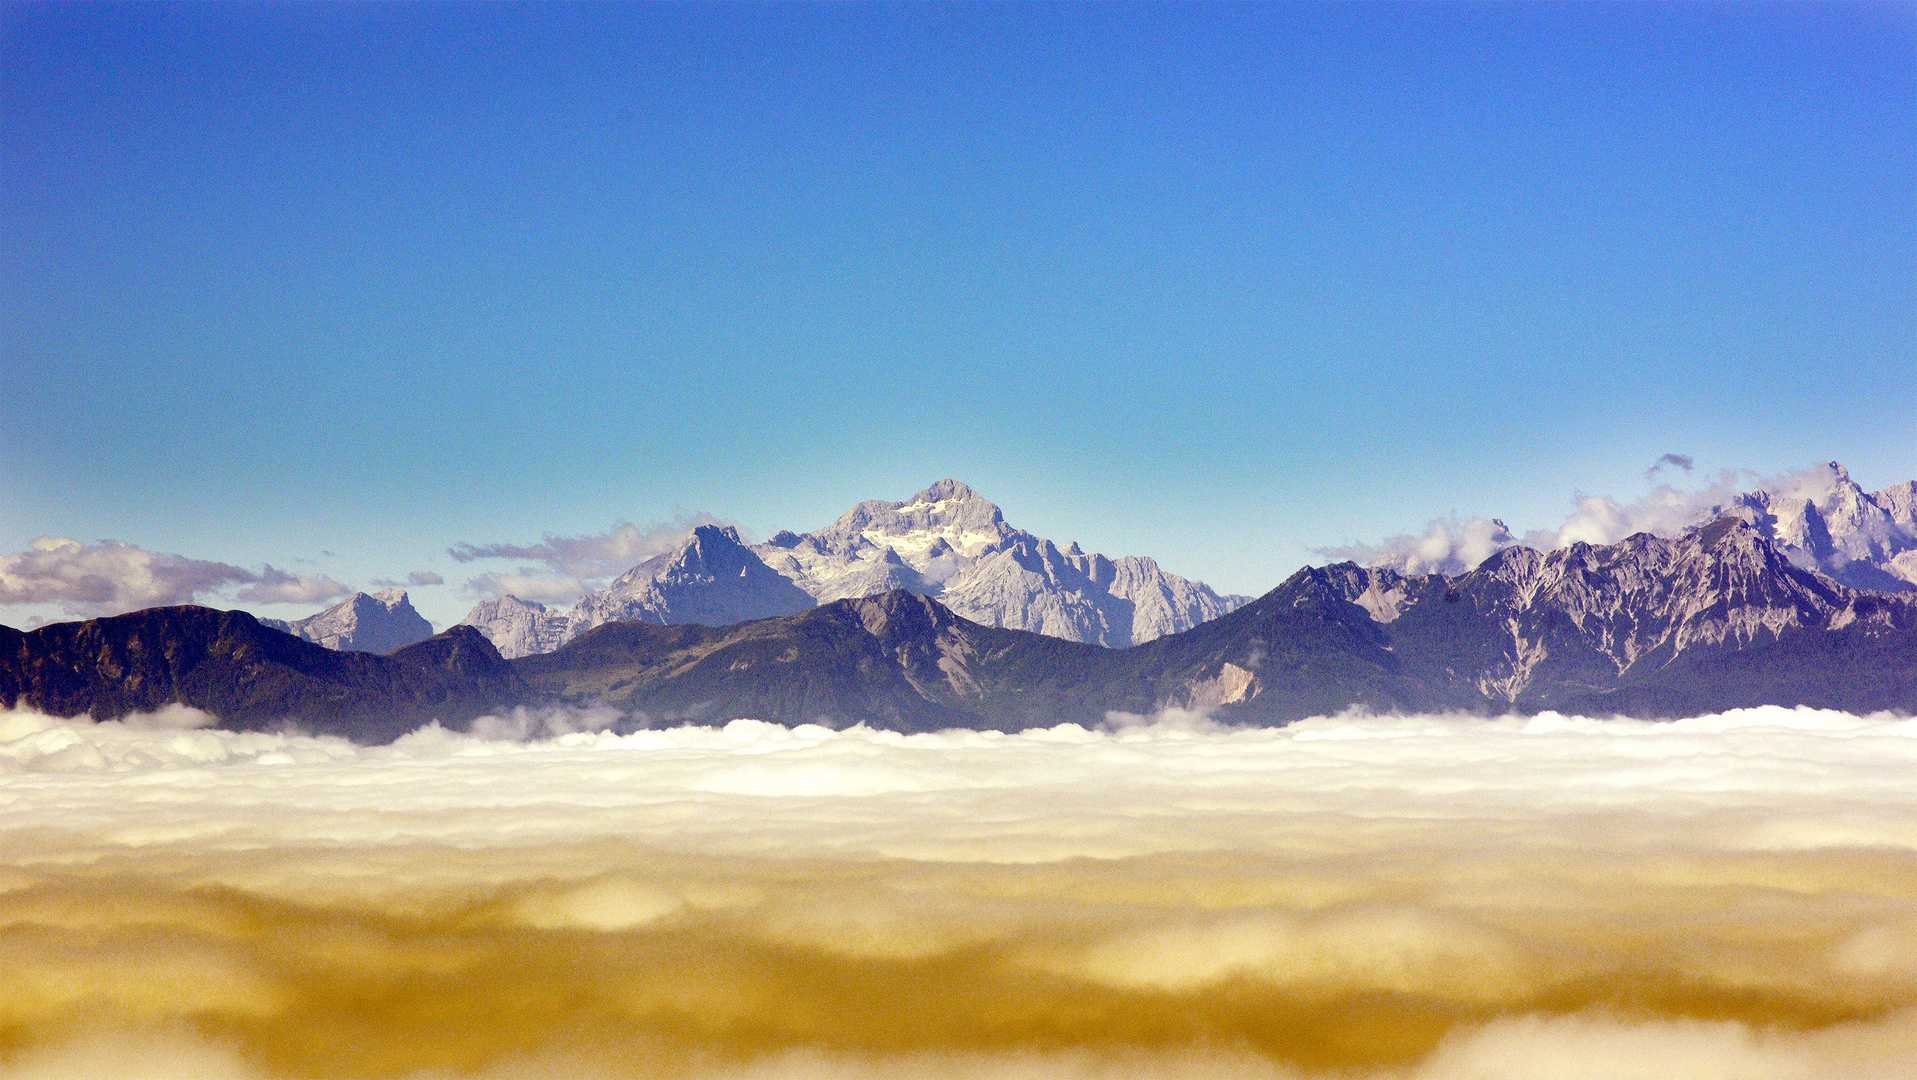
left=849, top=589, right=955, bottom=640
left=468, top=480, right=1248, bottom=654
left=1690, top=515, right=1762, bottom=551
left=262, top=589, right=435, bottom=655
left=821, top=479, right=1010, bottom=553
left=389, top=624, right=516, bottom=681
left=566, top=523, right=813, bottom=633
left=911, top=478, right=985, bottom=505
left=457, top=595, right=574, bottom=660
left=1701, top=467, right=1917, bottom=591
left=1349, top=461, right=1916, bottom=593
left=677, top=523, right=749, bottom=564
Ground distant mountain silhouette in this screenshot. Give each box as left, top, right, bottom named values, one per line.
left=0, top=608, right=521, bottom=742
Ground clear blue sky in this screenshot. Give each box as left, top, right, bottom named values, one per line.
left=3, top=1, right=1913, bottom=627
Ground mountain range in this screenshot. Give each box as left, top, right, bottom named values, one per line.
left=461, top=480, right=1250, bottom=657
left=6, top=517, right=1913, bottom=740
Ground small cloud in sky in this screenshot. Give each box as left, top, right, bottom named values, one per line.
left=1644, top=452, right=1695, bottom=480
left=0, top=537, right=349, bottom=618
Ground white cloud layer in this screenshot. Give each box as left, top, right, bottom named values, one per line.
left=1, top=706, right=1915, bottom=1077
left=0, top=537, right=350, bottom=618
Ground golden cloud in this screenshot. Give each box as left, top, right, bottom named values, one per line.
left=2, top=707, right=1915, bottom=1078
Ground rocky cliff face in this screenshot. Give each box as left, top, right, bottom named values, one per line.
left=260, top=589, right=434, bottom=654
left=1705, top=463, right=1917, bottom=592
left=571, top=524, right=817, bottom=633
left=753, top=479, right=1247, bottom=647
left=1280, top=517, right=1917, bottom=714
left=465, top=481, right=1247, bottom=656
left=457, top=596, right=576, bottom=660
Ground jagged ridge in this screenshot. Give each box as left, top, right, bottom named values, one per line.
left=15, top=519, right=1913, bottom=738
left=463, top=481, right=1249, bottom=656
left=261, top=588, right=434, bottom=653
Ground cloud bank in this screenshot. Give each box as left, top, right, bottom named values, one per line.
left=2, top=706, right=1914, bottom=1078
left=0, top=538, right=350, bottom=618
left=1320, top=462, right=1848, bottom=577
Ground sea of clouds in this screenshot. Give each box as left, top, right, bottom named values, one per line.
left=3, top=705, right=1915, bottom=1079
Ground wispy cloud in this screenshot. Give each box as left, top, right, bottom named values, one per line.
left=0, top=538, right=350, bottom=617
left=1317, top=517, right=1523, bottom=577
left=462, top=569, right=592, bottom=605
left=234, top=565, right=353, bottom=605
left=450, top=514, right=729, bottom=605
left=449, top=514, right=725, bottom=581
left=370, top=570, right=446, bottom=589
left=1317, top=461, right=1863, bottom=576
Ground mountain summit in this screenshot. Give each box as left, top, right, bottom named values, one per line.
left=1705, top=462, right=1917, bottom=591
left=501, top=519, right=1917, bottom=730
left=463, top=481, right=1248, bottom=657
left=755, top=479, right=1248, bottom=648
left=573, top=524, right=816, bottom=631
left=262, top=588, right=434, bottom=654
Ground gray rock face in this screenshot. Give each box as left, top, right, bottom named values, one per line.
left=464, top=481, right=1248, bottom=656
left=1301, top=517, right=1916, bottom=708
left=754, top=480, right=1248, bottom=647
left=461, top=526, right=815, bottom=659
left=1703, top=463, right=1917, bottom=592
left=571, top=524, right=816, bottom=631
left=514, top=522, right=1917, bottom=732
left=261, top=589, right=435, bottom=654
left=458, top=596, right=576, bottom=660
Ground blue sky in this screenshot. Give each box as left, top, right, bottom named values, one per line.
left=3, top=1, right=1913, bottom=627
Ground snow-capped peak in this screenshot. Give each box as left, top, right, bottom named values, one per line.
left=461, top=480, right=1249, bottom=655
